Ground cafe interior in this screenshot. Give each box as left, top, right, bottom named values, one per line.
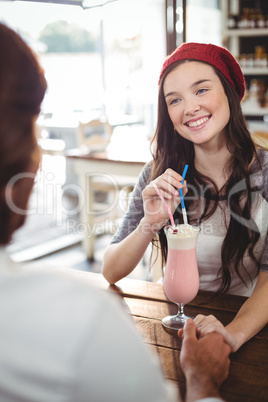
left=1, top=1, right=268, bottom=400
left=1, top=0, right=267, bottom=277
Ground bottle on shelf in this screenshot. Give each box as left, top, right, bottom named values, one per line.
left=247, top=54, right=254, bottom=68
left=243, top=79, right=268, bottom=110
left=227, top=14, right=238, bottom=29
left=237, top=8, right=250, bottom=29
left=233, top=7, right=267, bottom=30
left=237, top=48, right=267, bottom=69
left=254, top=46, right=267, bottom=68
left=256, top=9, right=265, bottom=28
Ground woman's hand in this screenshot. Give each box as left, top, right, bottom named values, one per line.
left=194, top=314, right=238, bottom=352
left=178, top=273, right=268, bottom=353
left=178, top=314, right=239, bottom=352
left=141, top=168, right=187, bottom=234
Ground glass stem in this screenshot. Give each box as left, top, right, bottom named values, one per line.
left=177, top=303, right=185, bottom=318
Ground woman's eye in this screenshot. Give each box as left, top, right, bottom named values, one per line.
left=169, top=98, right=181, bottom=105
left=196, top=88, right=207, bottom=95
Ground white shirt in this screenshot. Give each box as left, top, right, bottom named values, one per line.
left=0, top=248, right=178, bottom=402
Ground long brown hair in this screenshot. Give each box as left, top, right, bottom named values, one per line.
left=151, top=60, right=262, bottom=294
left=0, top=23, right=47, bottom=244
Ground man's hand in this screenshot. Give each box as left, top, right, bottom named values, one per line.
left=180, top=319, right=231, bottom=402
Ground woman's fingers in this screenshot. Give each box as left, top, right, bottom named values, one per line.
left=194, top=314, right=221, bottom=330
left=153, top=169, right=185, bottom=198
left=194, top=314, right=223, bottom=337
left=194, top=314, right=237, bottom=352
left=162, top=168, right=184, bottom=189
left=152, top=183, right=178, bottom=199
left=195, top=314, right=215, bottom=325
left=145, top=168, right=188, bottom=202
left=141, top=168, right=189, bottom=229
left=164, top=167, right=184, bottom=182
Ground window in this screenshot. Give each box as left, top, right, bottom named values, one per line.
left=185, top=0, right=222, bottom=45
left=0, top=0, right=166, bottom=135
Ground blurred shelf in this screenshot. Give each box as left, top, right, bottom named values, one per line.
left=224, top=28, right=268, bottom=37
left=241, top=67, right=268, bottom=75
left=242, top=103, right=268, bottom=116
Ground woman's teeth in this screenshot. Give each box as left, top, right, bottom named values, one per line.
left=187, top=116, right=209, bottom=127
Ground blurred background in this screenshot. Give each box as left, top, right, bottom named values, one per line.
left=1, top=0, right=267, bottom=278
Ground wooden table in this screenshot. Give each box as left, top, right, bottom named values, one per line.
left=66, top=148, right=147, bottom=260
left=70, top=271, right=268, bottom=402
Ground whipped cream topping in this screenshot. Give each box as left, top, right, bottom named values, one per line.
left=165, top=224, right=200, bottom=250
left=166, top=224, right=199, bottom=237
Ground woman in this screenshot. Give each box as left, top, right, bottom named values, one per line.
left=102, top=42, right=268, bottom=352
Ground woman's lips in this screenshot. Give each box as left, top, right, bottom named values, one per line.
left=185, top=116, right=210, bottom=128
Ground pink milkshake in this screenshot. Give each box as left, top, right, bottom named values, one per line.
left=164, top=247, right=199, bottom=304
left=162, top=224, right=200, bottom=330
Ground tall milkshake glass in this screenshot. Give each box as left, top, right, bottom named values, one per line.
left=162, top=224, right=200, bottom=330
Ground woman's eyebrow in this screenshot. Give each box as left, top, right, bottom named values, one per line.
left=165, top=91, right=178, bottom=98
left=191, top=79, right=211, bottom=88
left=165, top=79, right=212, bottom=98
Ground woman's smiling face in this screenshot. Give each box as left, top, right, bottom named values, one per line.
left=163, top=61, right=230, bottom=148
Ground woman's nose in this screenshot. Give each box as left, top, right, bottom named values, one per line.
left=184, top=100, right=200, bottom=115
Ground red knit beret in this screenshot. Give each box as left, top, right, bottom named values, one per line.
left=158, top=42, right=245, bottom=101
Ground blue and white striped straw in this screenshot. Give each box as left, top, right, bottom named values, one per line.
left=179, top=164, right=188, bottom=225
